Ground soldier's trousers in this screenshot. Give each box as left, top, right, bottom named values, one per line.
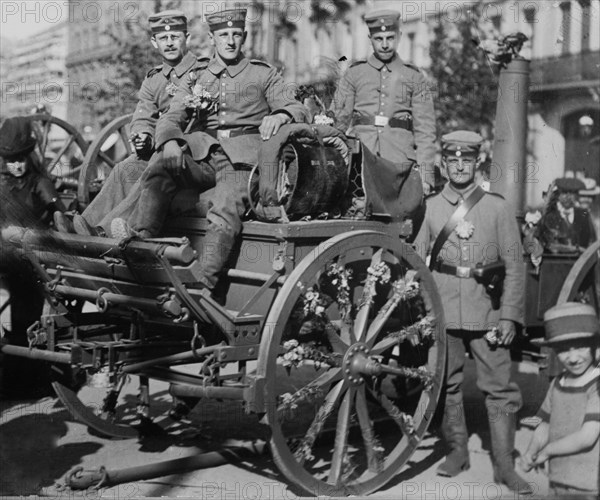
left=443, top=329, right=523, bottom=422
left=83, top=154, right=148, bottom=230
left=130, top=146, right=250, bottom=288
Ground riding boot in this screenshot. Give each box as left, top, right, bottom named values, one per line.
left=436, top=403, right=470, bottom=477
left=489, top=412, right=534, bottom=495
left=196, top=225, right=237, bottom=290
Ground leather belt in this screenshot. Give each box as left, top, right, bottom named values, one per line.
left=434, top=262, right=476, bottom=279
left=354, top=115, right=413, bottom=131
left=205, top=128, right=260, bottom=139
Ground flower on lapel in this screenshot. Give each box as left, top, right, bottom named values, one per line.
left=165, top=82, right=178, bottom=97
left=455, top=220, right=475, bottom=239
left=183, top=82, right=217, bottom=112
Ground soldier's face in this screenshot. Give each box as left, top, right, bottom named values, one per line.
left=210, top=28, right=246, bottom=62
left=443, top=153, right=477, bottom=188
left=151, top=31, right=189, bottom=65
left=369, top=31, right=399, bottom=62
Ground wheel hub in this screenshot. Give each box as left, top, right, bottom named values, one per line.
left=342, top=342, right=382, bottom=386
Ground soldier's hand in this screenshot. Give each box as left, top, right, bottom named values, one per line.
left=422, top=182, right=432, bottom=196
left=497, top=319, right=516, bottom=346
left=132, top=132, right=151, bottom=151
left=162, top=140, right=184, bottom=175
left=260, top=113, right=291, bottom=141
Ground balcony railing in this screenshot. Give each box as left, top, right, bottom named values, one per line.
left=530, top=50, right=600, bottom=90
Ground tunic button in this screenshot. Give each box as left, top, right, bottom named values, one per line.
left=222, top=92, right=226, bottom=96
left=221, top=111, right=226, bottom=115
left=220, top=120, right=225, bottom=125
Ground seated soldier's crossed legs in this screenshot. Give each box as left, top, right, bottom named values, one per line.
left=83, top=154, right=148, bottom=227
left=125, top=147, right=219, bottom=237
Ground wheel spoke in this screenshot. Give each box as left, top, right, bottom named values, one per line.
left=364, top=286, right=406, bottom=348
left=355, top=249, right=383, bottom=342
left=40, top=119, right=51, bottom=157
left=325, top=322, right=349, bottom=355
left=355, top=385, right=382, bottom=473
left=328, top=387, right=354, bottom=485
left=368, top=387, right=420, bottom=446
left=98, top=151, right=116, bottom=169
left=371, top=335, right=400, bottom=356
left=278, top=367, right=343, bottom=415
left=47, top=135, right=75, bottom=175
left=292, top=379, right=346, bottom=464
left=119, top=126, right=133, bottom=155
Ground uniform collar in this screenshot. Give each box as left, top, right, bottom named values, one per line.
left=207, top=52, right=249, bottom=77
left=367, top=53, right=400, bottom=71
left=162, top=51, right=197, bottom=78
left=441, top=182, right=478, bottom=205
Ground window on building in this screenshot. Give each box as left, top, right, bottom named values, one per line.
left=560, top=1, right=571, bottom=55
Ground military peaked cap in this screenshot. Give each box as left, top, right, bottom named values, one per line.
left=364, top=10, right=401, bottom=34
left=149, top=10, right=188, bottom=34
left=534, top=302, right=600, bottom=346
left=0, top=117, right=36, bottom=158
left=441, top=130, right=483, bottom=156
left=206, top=8, right=247, bottom=31
left=555, top=177, right=586, bottom=192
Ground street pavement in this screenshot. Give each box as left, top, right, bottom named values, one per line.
left=1, top=357, right=551, bottom=500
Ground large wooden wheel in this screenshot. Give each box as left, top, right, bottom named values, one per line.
left=557, top=240, right=600, bottom=310
left=257, top=230, right=446, bottom=496
left=26, top=114, right=88, bottom=184
left=78, top=114, right=134, bottom=207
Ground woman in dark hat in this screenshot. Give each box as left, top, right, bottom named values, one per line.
left=0, top=116, right=67, bottom=227
left=0, top=116, right=66, bottom=398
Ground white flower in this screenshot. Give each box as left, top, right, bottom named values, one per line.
left=313, top=113, right=334, bottom=126
left=455, top=220, right=475, bottom=239
left=484, top=327, right=501, bottom=346
left=524, top=210, right=542, bottom=226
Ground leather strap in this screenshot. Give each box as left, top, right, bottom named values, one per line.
left=354, top=115, right=413, bottom=131
left=205, top=128, right=259, bottom=139
left=429, top=186, right=486, bottom=271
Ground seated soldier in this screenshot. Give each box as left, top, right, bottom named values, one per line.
left=54, top=10, right=206, bottom=236
left=111, top=8, right=307, bottom=293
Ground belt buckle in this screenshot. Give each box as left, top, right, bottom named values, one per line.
left=217, top=129, right=231, bottom=139
left=374, top=115, right=389, bottom=127
left=456, top=266, right=471, bottom=278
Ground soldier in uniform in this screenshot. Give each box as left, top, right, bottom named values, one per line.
left=413, top=131, right=533, bottom=494
left=55, top=10, right=205, bottom=236
left=112, top=8, right=306, bottom=292
left=331, top=10, right=437, bottom=193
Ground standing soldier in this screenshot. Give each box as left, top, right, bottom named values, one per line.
left=55, top=10, right=205, bottom=236
left=414, top=131, right=532, bottom=495
left=331, top=10, right=437, bottom=193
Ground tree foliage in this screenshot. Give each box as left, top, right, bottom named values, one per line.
left=428, top=6, right=501, bottom=137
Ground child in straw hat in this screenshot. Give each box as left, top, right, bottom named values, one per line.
left=522, top=302, right=599, bottom=498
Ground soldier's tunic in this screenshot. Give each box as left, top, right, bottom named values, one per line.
left=331, top=54, right=437, bottom=186
left=129, top=53, right=306, bottom=286
left=413, top=183, right=525, bottom=412
left=155, top=54, right=306, bottom=165
left=83, top=51, right=203, bottom=230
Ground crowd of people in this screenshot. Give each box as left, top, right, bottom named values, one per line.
left=1, top=6, right=598, bottom=498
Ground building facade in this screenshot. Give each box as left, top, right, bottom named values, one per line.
left=0, top=21, right=68, bottom=120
